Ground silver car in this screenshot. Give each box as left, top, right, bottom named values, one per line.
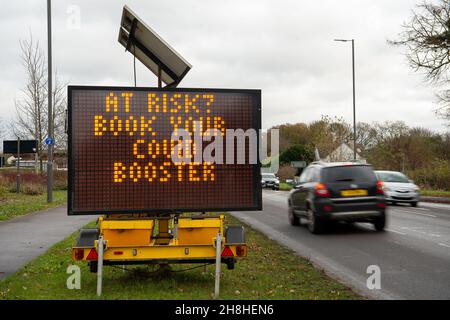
left=375, top=170, right=420, bottom=207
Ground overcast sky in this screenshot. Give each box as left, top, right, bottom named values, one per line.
left=0, top=0, right=448, bottom=135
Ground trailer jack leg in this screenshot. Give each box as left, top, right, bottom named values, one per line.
left=214, top=232, right=222, bottom=299
left=96, top=235, right=105, bottom=297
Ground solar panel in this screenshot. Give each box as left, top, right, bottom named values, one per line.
left=118, top=5, right=192, bottom=87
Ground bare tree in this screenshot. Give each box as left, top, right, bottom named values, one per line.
left=12, top=35, right=47, bottom=171
left=436, top=88, right=450, bottom=119
left=12, top=34, right=67, bottom=171
left=52, top=72, right=68, bottom=151
left=0, top=117, right=4, bottom=139
left=389, top=0, right=450, bottom=122
left=355, top=122, right=378, bottom=154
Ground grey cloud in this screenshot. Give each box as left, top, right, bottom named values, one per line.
left=0, top=0, right=447, bottom=133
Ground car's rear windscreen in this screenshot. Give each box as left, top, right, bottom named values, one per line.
left=321, top=165, right=376, bottom=183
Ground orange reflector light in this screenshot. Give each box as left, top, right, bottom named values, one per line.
left=221, top=246, right=234, bottom=257
left=74, top=248, right=84, bottom=260
left=236, top=245, right=247, bottom=257
left=86, top=248, right=98, bottom=261
left=315, top=183, right=330, bottom=198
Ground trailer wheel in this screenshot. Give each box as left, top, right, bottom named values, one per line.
left=89, top=261, right=98, bottom=273
left=226, top=259, right=235, bottom=270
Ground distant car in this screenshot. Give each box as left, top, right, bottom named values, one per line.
left=288, top=161, right=387, bottom=234
left=286, top=179, right=295, bottom=186
left=375, top=171, right=420, bottom=207
left=261, top=173, right=280, bottom=190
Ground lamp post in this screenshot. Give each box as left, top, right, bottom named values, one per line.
left=47, top=0, right=54, bottom=202
left=334, top=39, right=356, bottom=161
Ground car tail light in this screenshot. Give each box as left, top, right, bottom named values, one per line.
left=323, top=205, right=332, bottom=212
left=74, top=248, right=84, bottom=260
left=86, top=248, right=98, bottom=261
left=315, top=183, right=330, bottom=197
left=376, top=181, right=384, bottom=195
left=221, top=246, right=234, bottom=257
left=377, top=202, right=386, bottom=208
left=236, top=245, right=247, bottom=257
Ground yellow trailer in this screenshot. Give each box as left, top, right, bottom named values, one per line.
left=72, top=214, right=247, bottom=272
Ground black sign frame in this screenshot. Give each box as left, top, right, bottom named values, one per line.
left=67, top=85, right=262, bottom=215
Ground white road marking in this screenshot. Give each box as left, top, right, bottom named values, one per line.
left=399, top=227, right=444, bottom=239
left=393, top=209, right=436, bottom=218
left=438, top=243, right=450, bottom=248
left=410, top=212, right=437, bottom=218
left=385, top=228, right=406, bottom=235
left=420, top=202, right=450, bottom=210
left=412, top=207, right=430, bottom=211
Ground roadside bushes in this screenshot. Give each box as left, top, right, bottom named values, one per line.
left=407, top=160, right=450, bottom=190
left=0, top=169, right=67, bottom=195
left=21, top=183, right=46, bottom=195
left=53, top=171, right=68, bottom=190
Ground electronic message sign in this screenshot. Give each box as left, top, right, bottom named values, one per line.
left=68, top=86, right=261, bottom=215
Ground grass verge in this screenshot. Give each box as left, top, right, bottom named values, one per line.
left=279, top=183, right=293, bottom=191
left=421, top=189, right=450, bottom=198
left=0, top=214, right=360, bottom=300
left=0, top=190, right=67, bottom=221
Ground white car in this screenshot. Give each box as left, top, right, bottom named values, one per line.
left=375, top=170, right=420, bottom=207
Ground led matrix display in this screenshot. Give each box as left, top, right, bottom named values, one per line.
left=68, top=86, right=262, bottom=215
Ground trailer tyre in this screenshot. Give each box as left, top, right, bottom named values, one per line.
left=226, top=259, right=235, bottom=270
left=89, top=261, right=98, bottom=273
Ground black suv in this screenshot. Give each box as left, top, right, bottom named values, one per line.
left=288, top=161, right=387, bottom=234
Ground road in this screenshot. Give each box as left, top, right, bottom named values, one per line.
left=0, top=206, right=95, bottom=280
left=231, top=190, right=450, bottom=300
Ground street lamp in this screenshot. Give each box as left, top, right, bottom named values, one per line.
left=334, top=39, right=356, bottom=161
left=47, top=0, right=54, bottom=202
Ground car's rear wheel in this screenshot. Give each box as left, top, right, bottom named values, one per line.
left=307, top=208, right=323, bottom=234
left=288, top=206, right=300, bottom=226
left=373, top=213, right=386, bottom=231
left=410, top=202, right=418, bottom=207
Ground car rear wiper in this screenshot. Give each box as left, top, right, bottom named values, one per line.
left=335, top=178, right=354, bottom=182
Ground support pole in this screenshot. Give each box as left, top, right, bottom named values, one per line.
left=16, top=137, right=20, bottom=193
left=96, top=236, right=104, bottom=297
left=351, top=39, right=356, bottom=161
left=46, top=0, right=54, bottom=202
left=158, top=66, right=162, bottom=88
left=173, top=215, right=179, bottom=240
left=214, top=232, right=222, bottom=299
left=133, top=43, right=137, bottom=87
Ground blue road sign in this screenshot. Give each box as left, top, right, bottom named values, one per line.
left=45, top=137, right=54, bottom=146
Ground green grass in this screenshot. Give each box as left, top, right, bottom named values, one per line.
left=0, top=214, right=360, bottom=300
left=279, top=183, right=293, bottom=191
left=421, top=189, right=450, bottom=197
left=0, top=190, right=67, bottom=221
